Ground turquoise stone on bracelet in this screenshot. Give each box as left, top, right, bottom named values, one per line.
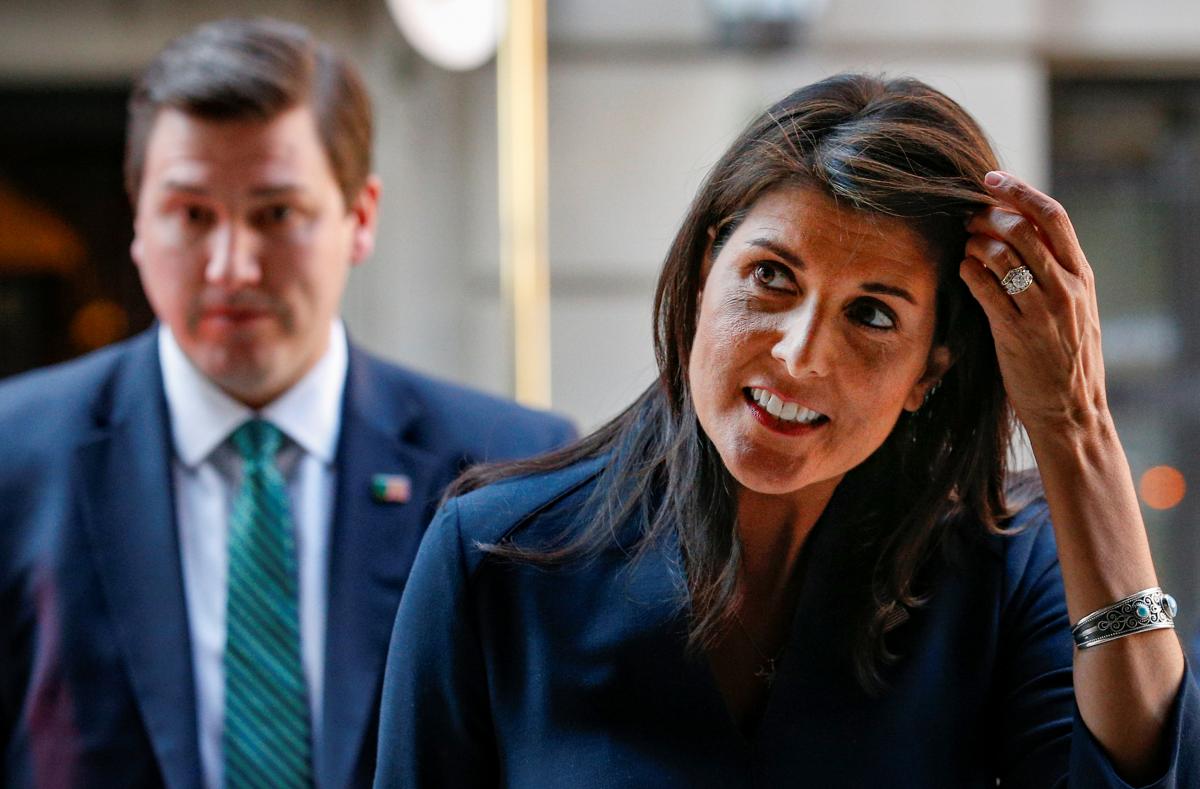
left=1072, top=586, right=1178, bottom=649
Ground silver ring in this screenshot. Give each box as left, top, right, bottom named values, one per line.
left=1001, top=265, right=1034, bottom=295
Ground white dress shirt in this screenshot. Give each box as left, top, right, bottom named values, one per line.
left=159, top=322, right=347, bottom=789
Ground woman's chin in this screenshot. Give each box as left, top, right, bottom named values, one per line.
left=724, top=457, right=839, bottom=500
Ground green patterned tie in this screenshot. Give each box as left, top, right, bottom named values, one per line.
left=224, top=419, right=313, bottom=788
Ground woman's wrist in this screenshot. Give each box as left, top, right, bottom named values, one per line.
left=1023, top=409, right=1163, bottom=614
left=1023, top=406, right=1125, bottom=474
left=1020, top=398, right=1115, bottom=448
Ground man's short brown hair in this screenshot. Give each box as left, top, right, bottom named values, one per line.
left=125, top=17, right=373, bottom=209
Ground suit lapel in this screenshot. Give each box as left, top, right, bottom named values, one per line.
left=319, top=348, right=444, bottom=789
left=76, top=332, right=203, bottom=789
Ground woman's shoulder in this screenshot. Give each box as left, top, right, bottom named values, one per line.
left=956, top=469, right=1058, bottom=608
left=439, top=453, right=611, bottom=552
left=961, top=468, right=1050, bottom=553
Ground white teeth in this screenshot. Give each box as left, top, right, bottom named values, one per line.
left=794, top=406, right=822, bottom=423
left=748, top=387, right=825, bottom=424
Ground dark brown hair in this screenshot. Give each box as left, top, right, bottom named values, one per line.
left=453, top=73, right=1014, bottom=694
left=124, top=16, right=373, bottom=209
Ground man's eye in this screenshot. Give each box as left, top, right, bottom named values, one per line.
left=253, top=204, right=295, bottom=228
left=752, top=262, right=792, bottom=290
left=184, top=205, right=213, bottom=224
left=849, top=300, right=897, bottom=330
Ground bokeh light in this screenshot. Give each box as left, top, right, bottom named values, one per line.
left=69, top=299, right=128, bottom=352
left=1139, top=466, right=1186, bottom=510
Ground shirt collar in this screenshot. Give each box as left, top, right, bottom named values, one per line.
left=158, top=321, right=348, bottom=468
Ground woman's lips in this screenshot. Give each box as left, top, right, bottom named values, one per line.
left=743, top=388, right=829, bottom=436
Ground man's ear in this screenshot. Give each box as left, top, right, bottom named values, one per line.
left=130, top=235, right=145, bottom=270
left=348, top=175, right=382, bottom=266
left=903, top=344, right=954, bottom=412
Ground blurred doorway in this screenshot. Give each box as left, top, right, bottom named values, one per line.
left=1052, top=77, right=1200, bottom=638
left=0, top=85, right=151, bottom=379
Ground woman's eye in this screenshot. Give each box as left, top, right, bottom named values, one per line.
left=849, top=300, right=896, bottom=330
left=751, top=262, right=792, bottom=291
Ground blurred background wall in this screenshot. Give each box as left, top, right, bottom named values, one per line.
left=2, top=0, right=1199, bottom=633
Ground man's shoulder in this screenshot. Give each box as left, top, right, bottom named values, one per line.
left=0, top=332, right=159, bottom=490
left=361, top=351, right=569, bottom=425
left=351, top=348, right=576, bottom=458
left=0, top=332, right=154, bottom=431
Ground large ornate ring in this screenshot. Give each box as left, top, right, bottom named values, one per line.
left=1001, top=265, right=1035, bottom=295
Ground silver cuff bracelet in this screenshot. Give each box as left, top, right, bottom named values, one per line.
left=1071, top=587, right=1178, bottom=650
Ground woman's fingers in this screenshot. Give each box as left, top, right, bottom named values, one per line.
left=965, top=172, right=1098, bottom=318
left=966, top=207, right=1061, bottom=288
left=962, top=232, right=1042, bottom=301
left=962, top=172, right=1109, bottom=434
left=974, top=171, right=1087, bottom=276
left=959, top=256, right=1019, bottom=326
left=963, top=233, right=1018, bottom=279
left=963, top=230, right=1055, bottom=324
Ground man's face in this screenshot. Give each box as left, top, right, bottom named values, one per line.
left=131, top=104, right=379, bottom=407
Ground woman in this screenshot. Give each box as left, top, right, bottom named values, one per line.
left=375, top=75, right=1197, bottom=786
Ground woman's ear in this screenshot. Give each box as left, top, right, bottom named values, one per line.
left=698, top=226, right=718, bottom=291
left=904, top=344, right=954, bottom=412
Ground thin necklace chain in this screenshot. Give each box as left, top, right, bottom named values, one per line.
left=734, top=612, right=783, bottom=686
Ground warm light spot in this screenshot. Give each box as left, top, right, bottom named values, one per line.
left=69, top=299, right=128, bottom=351
left=1139, top=466, right=1186, bottom=510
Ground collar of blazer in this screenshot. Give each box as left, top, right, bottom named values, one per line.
left=75, top=329, right=445, bottom=789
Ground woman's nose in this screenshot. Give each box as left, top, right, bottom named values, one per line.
left=770, top=302, right=829, bottom=379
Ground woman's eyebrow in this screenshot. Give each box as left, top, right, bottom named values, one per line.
left=746, top=237, right=804, bottom=269
left=862, top=282, right=917, bottom=305
left=747, top=236, right=920, bottom=305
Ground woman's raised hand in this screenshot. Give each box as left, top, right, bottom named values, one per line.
left=960, top=171, right=1109, bottom=438
left=963, top=172, right=1186, bottom=783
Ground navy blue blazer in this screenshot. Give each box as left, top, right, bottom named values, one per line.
left=0, top=328, right=575, bottom=788
left=376, top=456, right=1199, bottom=787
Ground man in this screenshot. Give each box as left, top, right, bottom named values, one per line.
left=0, top=17, right=574, bottom=788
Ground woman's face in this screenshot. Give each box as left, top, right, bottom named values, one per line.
left=688, top=186, right=950, bottom=503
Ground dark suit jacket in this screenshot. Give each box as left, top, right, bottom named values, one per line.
left=0, top=328, right=575, bottom=788
left=376, top=456, right=1199, bottom=788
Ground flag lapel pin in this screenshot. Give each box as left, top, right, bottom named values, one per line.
left=371, top=473, right=412, bottom=504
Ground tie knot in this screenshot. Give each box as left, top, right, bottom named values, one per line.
left=230, top=419, right=285, bottom=465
